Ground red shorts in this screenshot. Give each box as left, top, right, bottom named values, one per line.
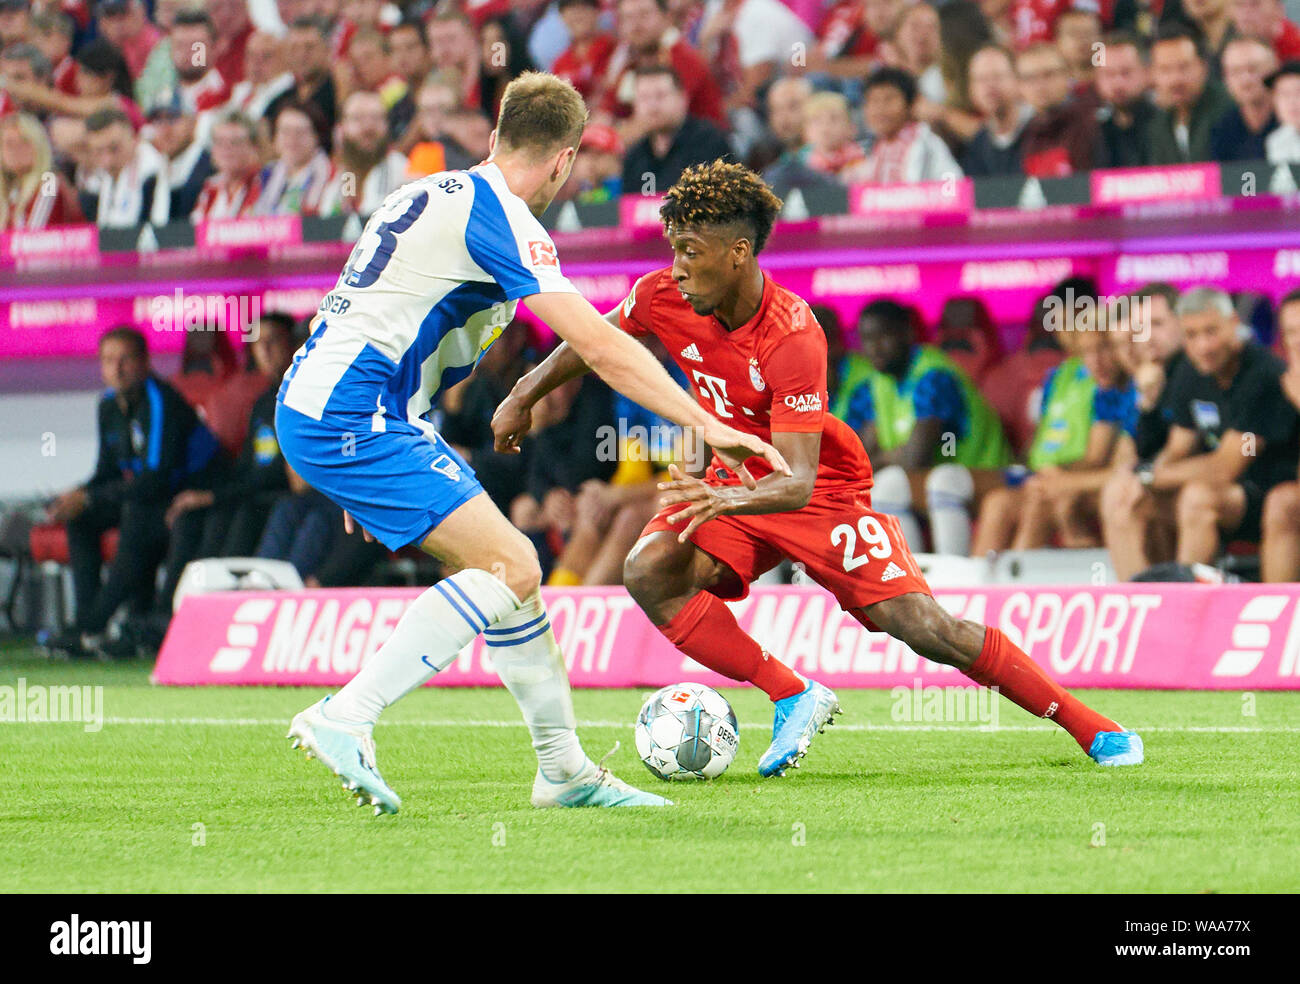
left=641, top=480, right=933, bottom=627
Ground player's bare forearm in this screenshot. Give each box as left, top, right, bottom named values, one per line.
left=509, top=340, right=591, bottom=408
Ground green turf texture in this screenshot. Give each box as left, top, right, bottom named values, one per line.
left=2, top=647, right=1298, bottom=893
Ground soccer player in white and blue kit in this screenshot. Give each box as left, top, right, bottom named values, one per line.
left=277, top=73, right=789, bottom=813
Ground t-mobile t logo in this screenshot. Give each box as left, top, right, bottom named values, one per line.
left=691, top=370, right=735, bottom=418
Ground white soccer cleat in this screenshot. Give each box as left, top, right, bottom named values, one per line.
left=531, top=745, right=672, bottom=808
left=286, top=697, right=402, bottom=815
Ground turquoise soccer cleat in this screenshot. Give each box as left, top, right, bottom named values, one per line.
left=1088, top=728, right=1145, bottom=766
left=532, top=745, right=672, bottom=808
left=287, top=697, right=402, bottom=815
left=758, top=680, right=842, bottom=778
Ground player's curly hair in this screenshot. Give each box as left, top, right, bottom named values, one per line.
left=659, top=160, right=784, bottom=256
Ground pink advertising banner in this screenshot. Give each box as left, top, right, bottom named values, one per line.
left=1090, top=163, right=1222, bottom=205
left=153, top=584, right=1300, bottom=690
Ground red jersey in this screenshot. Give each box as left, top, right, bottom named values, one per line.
left=552, top=34, right=616, bottom=100
left=619, top=267, right=872, bottom=490
left=817, top=0, right=877, bottom=59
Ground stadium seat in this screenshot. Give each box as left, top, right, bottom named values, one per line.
left=989, top=548, right=1114, bottom=585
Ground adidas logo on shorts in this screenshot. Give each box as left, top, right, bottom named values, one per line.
left=880, top=561, right=906, bottom=582
left=680, top=343, right=703, bottom=362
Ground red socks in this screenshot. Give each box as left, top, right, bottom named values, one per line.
left=657, top=592, right=805, bottom=702
left=967, top=627, right=1121, bottom=750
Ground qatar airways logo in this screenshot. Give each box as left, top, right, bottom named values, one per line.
left=784, top=392, right=822, bottom=413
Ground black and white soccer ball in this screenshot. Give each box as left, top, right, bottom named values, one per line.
left=634, top=683, right=739, bottom=781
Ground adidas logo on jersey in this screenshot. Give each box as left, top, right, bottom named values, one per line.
left=881, top=562, right=906, bottom=582
left=680, top=343, right=703, bottom=362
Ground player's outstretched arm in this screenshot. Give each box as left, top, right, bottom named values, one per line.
left=492, top=338, right=592, bottom=454
left=520, top=292, right=791, bottom=484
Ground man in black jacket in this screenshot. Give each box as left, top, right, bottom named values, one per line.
left=621, top=65, right=733, bottom=195
left=44, top=326, right=221, bottom=657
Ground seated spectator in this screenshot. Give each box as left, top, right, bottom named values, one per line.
left=1145, top=25, right=1234, bottom=163
left=31, top=9, right=78, bottom=96
left=1009, top=0, right=1071, bottom=48
left=1095, top=32, right=1157, bottom=168
left=0, top=41, right=54, bottom=117
left=264, top=15, right=338, bottom=135
left=810, top=0, right=882, bottom=82
left=745, top=75, right=811, bottom=173
left=225, top=30, right=293, bottom=122
left=935, top=0, right=997, bottom=143
left=551, top=0, right=616, bottom=100
left=973, top=326, right=1137, bottom=555
left=442, top=107, right=493, bottom=162
left=255, top=100, right=332, bottom=216
left=621, top=65, right=733, bottom=195
left=47, top=113, right=90, bottom=188
left=810, top=303, right=848, bottom=407
left=146, top=95, right=213, bottom=220
left=696, top=0, right=812, bottom=153
left=191, top=110, right=264, bottom=221
left=794, top=90, right=868, bottom=180
left=1056, top=8, right=1102, bottom=93
left=338, top=28, right=407, bottom=111
left=404, top=76, right=479, bottom=176
left=209, top=0, right=254, bottom=88
left=476, top=16, right=536, bottom=121
left=171, top=322, right=239, bottom=409
left=42, top=326, right=221, bottom=659
left=3, top=36, right=145, bottom=128
left=595, top=0, right=727, bottom=146
left=79, top=106, right=170, bottom=226
left=426, top=8, right=483, bottom=112
left=1182, top=0, right=1235, bottom=68
left=1265, top=57, right=1300, bottom=160
left=562, top=122, right=624, bottom=203
left=837, top=298, right=1012, bottom=555
left=962, top=44, right=1034, bottom=176
left=385, top=17, right=432, bottom=142
left=1016, top=41, right=1100, bottom=176
left=1213, top=36, right=1279, bottom=159
left=1101, top=287, right=1300, bottom=580
left=509, top=373, right=618, bottom=577
left=257, top=464, right=342, bottom=580
left=95, top=0, right=163, bottom=83
left=935, top=296, right=1003, bottom=383
left=1260, top=289, right=1300, bottom=580
left=0, top=0, right=28, bottom=48
left=981, top=289, right=1070, bottom=456
left=301, top=523, right=390, bottom=588
left=548, top=340, right=689, bottom=586
left=164, top=9, right=231, bottom=120
left=1109, top=284, right=1187, bottom=467
left=133, top=0, right=181, bottom=113
left=842, top=66, right=963, bottom=184
left=1230, top=0, right=1300, bottom=62
left=0, top=112, right=84, bottom=229
left=892, top=1, right=948, bottom=119
left=318, top=90, right=408, bottom=217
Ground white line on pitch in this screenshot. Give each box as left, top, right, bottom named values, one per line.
left=93, top=717, right=1300, bottom=733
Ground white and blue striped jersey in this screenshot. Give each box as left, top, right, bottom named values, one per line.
left=278, top=162, right=577, bottom=435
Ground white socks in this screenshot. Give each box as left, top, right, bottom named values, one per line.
left=925, top=463, right=975, bottom=556
left=322, top=570, right=586, bottom=782
left=484, top=590, right=586, bottom=781
left=324, top=568, right=520, bottom=725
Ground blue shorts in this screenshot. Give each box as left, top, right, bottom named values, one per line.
left=275, top=401, right=483, bottom=551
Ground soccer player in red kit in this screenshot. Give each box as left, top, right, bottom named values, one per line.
left=493, top=161, right=1144, bottom=776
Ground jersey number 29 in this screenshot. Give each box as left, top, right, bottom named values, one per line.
left=831, top=516, right=893, bottom=571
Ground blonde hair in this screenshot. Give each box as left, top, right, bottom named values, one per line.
left=0, top=113, right=54, bottom=229
left=803, top=90, right=851, bottom=123
left=495, top=71, right=587, bottom=159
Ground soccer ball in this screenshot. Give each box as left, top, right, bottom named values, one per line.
left=634, top=683, right=739, bottom=781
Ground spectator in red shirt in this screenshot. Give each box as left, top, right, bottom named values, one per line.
left=1010, top=0, right=1072, bottom=49
left=1230, top=0, right=1300, bottom=60
left=209, top=0, right=254, bottom=87
left=31, top=9, right=76, bottom=94
left=426, top=8, right=482, bottom=111
left=552, top=0, right=616, bottom=99
left=191, top=110, right=263, bottom=221
left=595, top=0, right=727, bottom=142
left=814, top=0, right=880, bottom=77
left=95, top=0, right=163, bottom=81
left=0, top=41, right=52, bottom=117
left=0, top=111, right=85, bottom=228
left=1016, top=40, right=1099, bottom=174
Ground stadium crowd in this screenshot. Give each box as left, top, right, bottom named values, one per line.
left=5, top=0, right=1300, bottom=229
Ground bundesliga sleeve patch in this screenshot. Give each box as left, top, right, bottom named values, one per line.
left=528, top=240, right=558, bottom=267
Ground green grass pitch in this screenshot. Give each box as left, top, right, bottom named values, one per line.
left=3, top=645, right=1298, bottom=893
